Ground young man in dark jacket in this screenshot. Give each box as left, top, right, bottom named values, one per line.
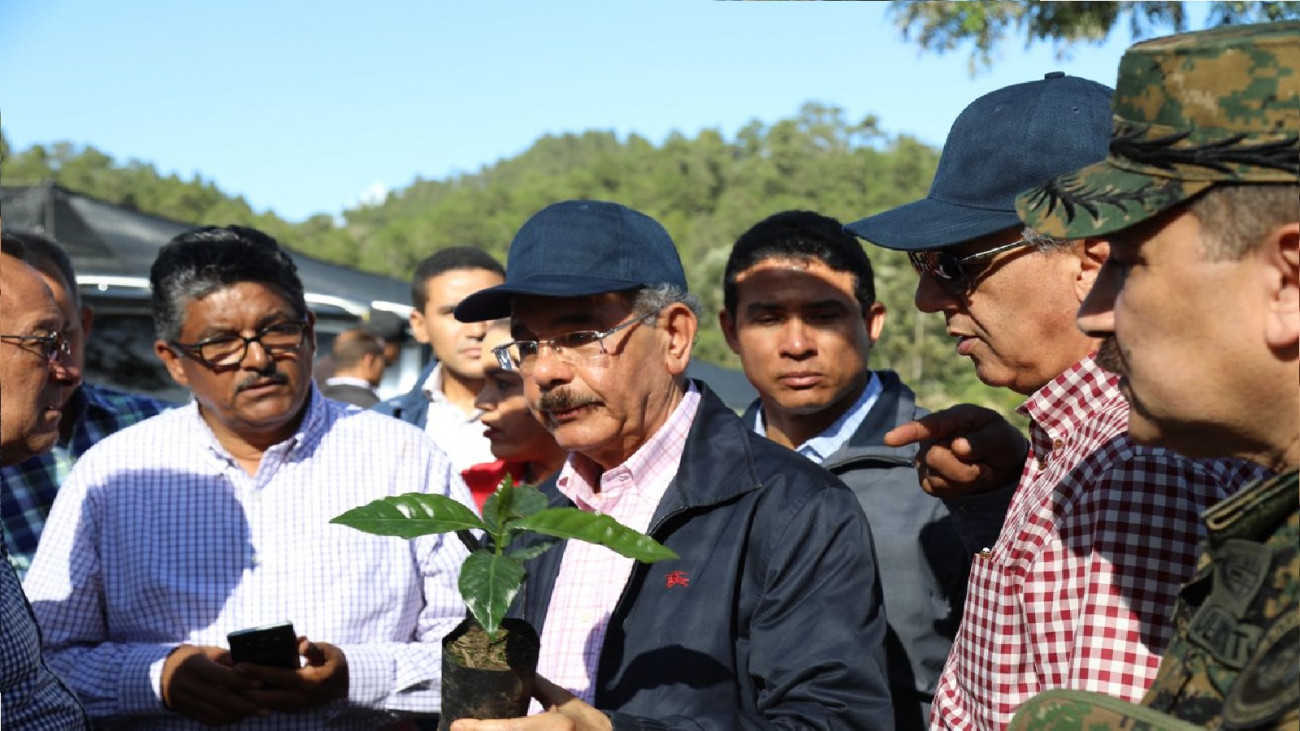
left=451, top=199, right=892, bottom=730
left=721, top=210, right=969, bottom=730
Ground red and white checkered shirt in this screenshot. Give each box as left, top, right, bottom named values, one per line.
left=932, top=355, right=1267, bottom=730
left=533, top=385, right=701, bottom=707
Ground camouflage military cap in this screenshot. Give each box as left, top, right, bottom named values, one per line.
left=1007, top=689, right=1204, bottom=730
left=1018, top=21, right=1299, bottom=239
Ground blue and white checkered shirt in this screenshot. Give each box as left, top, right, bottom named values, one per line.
left=2, top=382, right=170, bottom=577
left=0, top=542, right=89, bottom=729
left=23, top=386, right=472, bottom=728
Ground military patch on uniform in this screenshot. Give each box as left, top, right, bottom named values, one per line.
left=1211, top=539, right=1272, bottom=615
left=1224, top=610, right=1299, bottom=729
left=1189, top=603, right=1263, bottom=669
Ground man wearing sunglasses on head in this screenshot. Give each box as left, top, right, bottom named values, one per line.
left=24, top=225, right=475, bottom=728
left=846, top=74, right=1267, bottom=729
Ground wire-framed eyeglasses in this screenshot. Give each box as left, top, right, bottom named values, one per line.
left=170, top=320, right=308, bottom=369
left=908, top=239, right=1033, bottom=295
left=0, top=331, right=72, bottom=364
left=492, top=312, right=657, bottom=373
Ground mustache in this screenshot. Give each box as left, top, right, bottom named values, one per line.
left=1095, top=336, right=1126, bottom=376
left=537, top=389, right=597, bottom=413
left=235, top=370, right=289, bottom=393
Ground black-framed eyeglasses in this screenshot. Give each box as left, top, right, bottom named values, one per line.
left=492, top=312, right=657, bottom=373
left=908, top=238, right=1033, bottom=295
left=0, top=331, right=72, bottom=364
left=170, top=320, right=309, bottom=369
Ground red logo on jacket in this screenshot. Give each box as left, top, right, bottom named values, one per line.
left=665, top=570, right=690, bottom=589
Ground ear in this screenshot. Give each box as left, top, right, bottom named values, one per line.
left=1261, top=221, right=1299, bottom=353
left=154, top=340, right=190, bottom=388
left=718, top=308, right=741, bottom=355
left=864, top=302, right=887, bottom=344
left=409, top=308, right=430, bottom=345
left=1075, top=238, right=1110, bottom=303
left=79, top=304, right=95, bottom=341
left=304, top=311, right=318, bottom=356
left=661, top=303, right=698, bottom=377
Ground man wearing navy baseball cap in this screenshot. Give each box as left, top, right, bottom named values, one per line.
left=451, top=199, right=892, bottom=729
left=847, top=74, right=1264, bottom=728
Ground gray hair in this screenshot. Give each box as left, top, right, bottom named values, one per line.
left=1020, top=226, right=1076, bottom=253
left=630, top=283, right=701, bottom=319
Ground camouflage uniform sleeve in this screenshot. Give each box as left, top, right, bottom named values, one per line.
left=1008, top=688, right=1204, bottom=730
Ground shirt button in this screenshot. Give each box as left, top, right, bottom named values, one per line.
left=1052, top=438, right=1064, bottom=450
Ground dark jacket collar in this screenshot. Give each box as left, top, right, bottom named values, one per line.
left=739, top=370, right=919, bottom=468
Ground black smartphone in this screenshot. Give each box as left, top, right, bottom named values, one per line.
left=227, top=621, right=299, bottom=669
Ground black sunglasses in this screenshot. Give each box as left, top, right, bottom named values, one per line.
left=908, top=239, right=1032, bottom=295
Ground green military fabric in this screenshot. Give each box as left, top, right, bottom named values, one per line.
left=1009, top=468, right=1299, bottom=730
left=1017, top=21, right=1300, bottom=239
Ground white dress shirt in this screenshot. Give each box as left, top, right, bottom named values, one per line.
left=24, top=387, right=473, bottom=729
left=421, top=363, right=495, bottom=472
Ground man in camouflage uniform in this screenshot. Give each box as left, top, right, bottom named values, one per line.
left=1010, top=21, right=1299, bottom=729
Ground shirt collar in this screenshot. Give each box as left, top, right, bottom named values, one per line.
left=1019, top=352, right=1119, bottom=442
left=183, top=383, right=326, bottom=463
left=324, top=375, right=375, bottom=391
left=752, top=371, right=882, bottom=463
left=558, top=381, right=701, bottom=513
left=421, top=362, right=448, bottom=404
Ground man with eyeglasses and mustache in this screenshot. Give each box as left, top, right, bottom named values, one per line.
left=1, top=234, right=89, bottom=730
left=23, top=225, right=475, bottom=729
left=449, top=199, right=892, bottom=729
left=846, top=74, right=1267, bottom=729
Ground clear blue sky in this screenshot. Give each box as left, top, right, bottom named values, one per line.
left=2, top=1, right=1176, bottom=223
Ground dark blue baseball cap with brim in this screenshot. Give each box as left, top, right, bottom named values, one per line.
left=455, top=199, right=688, bottom=322
left=845, top=72, right=1113, bottom=252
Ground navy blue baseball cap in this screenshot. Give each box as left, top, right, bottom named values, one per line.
left=845, top=72, right=1113, bottom=251
left=455, top=199, right=688, bottom=322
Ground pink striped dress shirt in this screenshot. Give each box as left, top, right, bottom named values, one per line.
left=533, top=385, right=701, bottom=707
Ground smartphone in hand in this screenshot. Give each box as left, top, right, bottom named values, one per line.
left=227, top=621, right=299, bottom=669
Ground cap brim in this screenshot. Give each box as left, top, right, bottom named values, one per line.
left=453, top=275, right=645, bottom=322
left=1017, top=159, right=1213, bottom=239
left=845, top=198, right=1024, bottom=252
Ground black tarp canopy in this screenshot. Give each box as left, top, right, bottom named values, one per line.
left=1, top=183, right=411, bottom=317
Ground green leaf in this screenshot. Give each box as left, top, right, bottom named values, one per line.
left=330, top=493, right=486, bottom=539
left=512, top=508, right=679, bottom=563
left=483, top=481, right=550, bottom=525
left=506, top=534, right=564, bottom=563
left=459, top=550, right=526, bottom=637
left=482, top=481, right=552, bottom=552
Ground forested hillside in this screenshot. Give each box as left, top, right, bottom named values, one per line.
left=1, top=102, right=1023, bottom=415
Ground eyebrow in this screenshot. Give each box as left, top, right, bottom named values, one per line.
left=191, top=311, right=298, bottom=340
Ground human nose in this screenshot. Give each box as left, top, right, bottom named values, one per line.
left=1076, top=265, right=1120, bottom=337
left=527, top=341, right=572, bottom=387
left=778, top=319, right=814, bottom=358
left=465, top=320, right=490, bottom=340
left=50, top=352, right=82, bottom=387
left=474, top=384, right=497, bottom=412
left=914, top=272, right=958, bottom=314
left=239, top=337, right=274, bottom=369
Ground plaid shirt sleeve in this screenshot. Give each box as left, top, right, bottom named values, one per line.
left=2, top=385, right=170, bottom=576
